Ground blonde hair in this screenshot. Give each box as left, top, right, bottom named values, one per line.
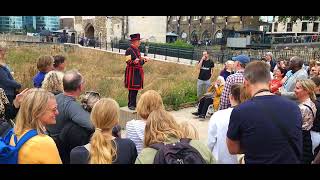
left=14, top=88, right=55, bottom=136
left=144, top=109, right=184, bottom=147
left=180, top=121, right=199, bottom=140
left=37, top=55, right=54, bottom=72
left=41, top=71, right=64, bottom=93
left=296, top=79, right=317, bottom=101
left=136, top=90, right=164, bottom=120
left=89, top=98, right=120, bottom=164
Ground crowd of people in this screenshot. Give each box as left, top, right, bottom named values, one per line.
left=2, top=37, right=320, bottom=164
left=194, top=50, right=320, bottom=164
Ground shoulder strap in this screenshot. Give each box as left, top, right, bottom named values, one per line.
left=15, top=129, right=38, bottom=150
left=303, top=104, right=315, bottom=119
left=255, top=99, right=301, bottom=161
left=3, top=128, right=14, bottom=144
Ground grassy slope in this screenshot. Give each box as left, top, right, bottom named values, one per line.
left=6, top=45, right=222, bottom=110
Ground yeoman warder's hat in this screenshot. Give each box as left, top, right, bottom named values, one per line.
left=130, top=33, right=142, bottom=41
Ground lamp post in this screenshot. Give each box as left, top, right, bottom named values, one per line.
left=177, top=16, right=180, bottom=39
left=188, top=16, right=191, bottom=43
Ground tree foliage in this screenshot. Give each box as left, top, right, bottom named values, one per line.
left=278, top=16, right=320, bottom=23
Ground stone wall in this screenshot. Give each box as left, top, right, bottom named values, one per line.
left=128, top=16, right=167, bottom=43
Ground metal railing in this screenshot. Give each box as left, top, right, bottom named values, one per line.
left=272, top=35, right=320, bottom=44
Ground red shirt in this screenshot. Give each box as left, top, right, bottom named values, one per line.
left=269, top=79, right=282, bottom=93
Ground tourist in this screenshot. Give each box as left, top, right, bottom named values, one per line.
left=53, top=55, right=67, bottom=72
left=1, top=88, right=29, bottom=136
left=227, top=61, right=302, bottom=164
left=196, top=51, right=215, bottom=100
left=192, top=76, right=225, bottom=119
left=265, top=52, right=277, bottom=72
left=33, top=55, right=54, bottom=88
left=10, top=89, right=62, bottom=164
left=309, top=66, right=319, bottom=78
left=279, top=56, right=308, bottom=100
left=126, top=90, right=164, bottom=154
left=220, top=60, right=234, bottom=81
left=80, top=91, right=122, bottom=138
left=307, top=60, right=317, bottom=76
left=208, top=84, right=250, bottom=164
left=46, top=70, right=94, bottom=163
left=41, top=71, right=64, bottom=95
left=124, top=33, right=150, bottom=111
left=269, top=67, right=287, bottom=93
left=0, top=42, right=21, bottom=104
left=70, top=98, right=137, bottom=164
left=294, top=79, right=317, bottom=164
left=135, top=109, right=215, bottom=164
left=219, top=54, right=250, bottom=110
left=311, top=77, right=320, bottom=158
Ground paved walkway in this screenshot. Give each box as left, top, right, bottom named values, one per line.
left=170, top=107, right=210, bottom=144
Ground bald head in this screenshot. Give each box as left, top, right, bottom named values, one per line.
left=63, top=70, right=83, bottom=92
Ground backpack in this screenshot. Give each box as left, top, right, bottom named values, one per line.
left=149, top=138, right=207, bottom=164
left=0, top=128, right=38, bottom=164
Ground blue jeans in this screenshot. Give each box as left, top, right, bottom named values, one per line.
left=197, top=79, right=211, bottom=99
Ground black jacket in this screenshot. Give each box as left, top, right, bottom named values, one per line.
left=56, top=121, right=93, bottom=164
left=311, top=95, right=320, bottom=132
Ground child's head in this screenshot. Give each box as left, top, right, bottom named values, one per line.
left=180, top=121, right=199, bottom=140
left=37, top=55, right=54, bottom=73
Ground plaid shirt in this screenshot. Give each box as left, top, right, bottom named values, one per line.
left=218, top=70, right=245, bottom=110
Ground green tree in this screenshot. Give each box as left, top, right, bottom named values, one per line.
left=278, top=16, right=320, bottom=23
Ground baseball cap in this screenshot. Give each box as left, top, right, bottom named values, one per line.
left=231, top=54, right=250, bottom=64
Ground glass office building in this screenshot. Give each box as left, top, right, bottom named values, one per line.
left=22, top=16, right=36, bottom=30
left=36, top=16, right=60, bottom=31
left=0, top=16, right=23, bottom=33
left=0, top=16, right=60, bottom=33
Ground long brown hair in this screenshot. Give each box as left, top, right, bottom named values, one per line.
left=89, top=98, right=120, bottom=164
left=144, top=109, right=184, bottom=147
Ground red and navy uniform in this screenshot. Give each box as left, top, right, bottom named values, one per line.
left=124, top=45, right=145, bottom=108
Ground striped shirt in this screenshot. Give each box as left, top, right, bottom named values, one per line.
left=126, top=119, right=146, bottom=154
left=218, top=70, right=244, bottom=110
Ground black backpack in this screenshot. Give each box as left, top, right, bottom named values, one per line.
left=149, top=138, right=207, bottom=164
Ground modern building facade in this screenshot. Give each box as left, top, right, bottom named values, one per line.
left=0, top=16, right=60, bottom=33
left=0, top=16, right=23, bottom=33
left=36, top=16, right=60, bottom=31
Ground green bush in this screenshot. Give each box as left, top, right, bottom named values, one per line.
left=162, top=81, right=197, bottom=110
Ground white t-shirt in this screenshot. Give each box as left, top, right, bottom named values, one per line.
left=126, top=119, right=146, bottom=154
left=208, top=108, right=238, bottom=164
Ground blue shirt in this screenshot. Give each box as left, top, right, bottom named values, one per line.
left=227, top=95, right=302, bottom=164
left=33, top=72, right=46, bottom=88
